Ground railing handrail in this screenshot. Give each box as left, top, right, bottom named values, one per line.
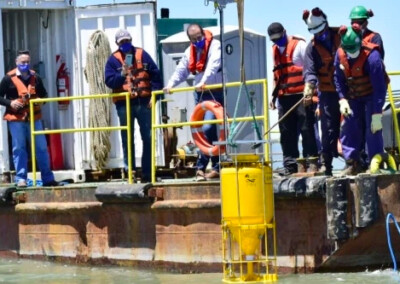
left=29, top=92, right=134, bottom=186
left=387, top=72, right=400, bottom=154
left=150, top=79, right=269, bottom=184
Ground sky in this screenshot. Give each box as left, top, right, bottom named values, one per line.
left=75, top=0, right=400, bottom=138
left=75, top=0, right=400, bottom=87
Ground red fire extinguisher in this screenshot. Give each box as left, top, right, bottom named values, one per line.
left=56, top=54, right=70, bottom=110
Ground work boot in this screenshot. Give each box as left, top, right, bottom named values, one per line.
left=307, top=157, right=319, bottom=173
left=205, top=170, right=219, bottom=180
left=277, top=166, right=297, bottom=177
left=319, top=165, right=333, bottom=176
left=195, top=170, right=206, bottom=182
left=320, top=154, right=333, bottom=176
left=16, top=179, right=27, bottom=188
left=296, top=158, right=307, bottom=173
left=341, top=159, right=364, bottom=176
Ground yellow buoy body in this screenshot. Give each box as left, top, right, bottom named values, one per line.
left=221, top=158, right=273, bottom=256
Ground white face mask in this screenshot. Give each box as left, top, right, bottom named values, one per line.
left=347, top=49, right=360, bottom=59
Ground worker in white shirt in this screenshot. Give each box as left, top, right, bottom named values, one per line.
left=163, top=23, right=223, bottom=181
left=268, top=22, right=319, bottom=176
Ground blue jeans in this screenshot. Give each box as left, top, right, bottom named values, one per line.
left=115, top=101, right=151, bottom=179
left=194, top=90, right=224, bottom=172
left=8, top=120, right=54, bottom=183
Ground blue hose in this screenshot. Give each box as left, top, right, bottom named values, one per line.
left=386, top=213, right=400, bottom=271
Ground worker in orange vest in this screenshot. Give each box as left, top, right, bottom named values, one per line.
left=302, top=7, right=341, bottom=176
left=334, top=26, right=387, bottom=175
left=105, top=29, right=162, bottom=183
left=0, top=50, right=61, bottom=187
left=268, top=22, right=319, bottom=176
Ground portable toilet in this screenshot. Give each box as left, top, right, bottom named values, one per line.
left=0, top=1, right=161, bottom=182
left=161, top=26, right=266, bottom=154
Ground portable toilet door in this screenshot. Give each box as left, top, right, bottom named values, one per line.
left=161, top=26, right=266, bottom=154
left=74, top=1, right=165, bottom=173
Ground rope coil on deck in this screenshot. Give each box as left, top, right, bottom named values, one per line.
left=85, top=30, right=112, bottom=169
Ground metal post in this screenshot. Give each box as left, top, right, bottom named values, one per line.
left=30, top=102, right=36, bottom=186
left=126, top=93, right=133, bottom=184
left=151, top=91, right=157, bottom=184
left=217, top=3, right=229, bottom=159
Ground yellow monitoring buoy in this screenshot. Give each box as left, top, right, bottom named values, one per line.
left=221, top=154, right=277, bottom=283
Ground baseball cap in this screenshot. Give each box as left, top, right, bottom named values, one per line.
left=268, top=22, right=285, bottom=40
left=115, top=29, right=132, bottom=44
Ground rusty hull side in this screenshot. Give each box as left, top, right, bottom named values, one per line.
left=0, top=182, right=333, bottom=273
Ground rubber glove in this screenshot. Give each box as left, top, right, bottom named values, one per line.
left=339, top=99, right=353, bottom=117
left=303, top=82, right=314, bottom=107
left=371, top=113, right=383, bottom=134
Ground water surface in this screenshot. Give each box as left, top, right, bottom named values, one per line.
left=0, top=258, right=398, bottom=283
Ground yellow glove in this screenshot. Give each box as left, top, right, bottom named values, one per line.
left=371, top=113, right=383, bottom=134
left=303, top=82, right=314, bottom=106
left=339, top=99, right=353, bottom=117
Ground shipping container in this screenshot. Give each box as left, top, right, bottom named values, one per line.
left=0, top=1, right=161, bottom=182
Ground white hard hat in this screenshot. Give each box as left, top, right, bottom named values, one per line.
left=303, top=8, right=327, bottom=34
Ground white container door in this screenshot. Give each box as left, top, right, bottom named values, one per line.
left=74, top=2, right=164, bottom=171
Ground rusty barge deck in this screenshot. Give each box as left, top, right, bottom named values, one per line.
left=0, top=174, right=399, bottom=273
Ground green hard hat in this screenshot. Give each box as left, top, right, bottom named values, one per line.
left=341, top=27, right=362, bottom=53
left=349, top=6, right=369, bottom=19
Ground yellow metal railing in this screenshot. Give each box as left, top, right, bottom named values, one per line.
left=387, top=71, right=400, bottom=154
left=150, top=79, right=270, bottom=184
left=29, top=92, right=134, bottom=186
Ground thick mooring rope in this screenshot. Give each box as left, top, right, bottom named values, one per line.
left=85, top=30, right=112, bottom=170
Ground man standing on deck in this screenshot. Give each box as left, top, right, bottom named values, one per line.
left=0, top=50, right=61, bottom=187
left=268, top=22, right=319, bottom=176
left=302, top=7, right=341, bottom=176
left=105, top=29, right=162, bottom=183
left=163, top=23, right=223, bottom=181
left=334, top=26, right=387, bottom=175
left=349, top=6, right=386, bottom=170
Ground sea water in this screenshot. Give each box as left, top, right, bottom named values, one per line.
left=0, top=258, right=399, bottom=284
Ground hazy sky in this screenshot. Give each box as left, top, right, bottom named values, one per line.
left=76, top=0, right=400, bottom=87
left=75, top=0, right=400, bottom=132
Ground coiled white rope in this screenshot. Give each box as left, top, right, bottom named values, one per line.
left=85, top=30, right=112, bottom=170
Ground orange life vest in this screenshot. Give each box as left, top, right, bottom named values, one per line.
left=3, top=69, right=41, bottom=121
left=188, top=30, right=213, bottom=75
left=363, top=30, right=377, bottom=44
left=273, top=36, right=305, bottom=96
left=112, top=48, right=151, bottom=102
left=362, top=29, right=390, bottom=83
left=337, top=42, right=385, bottom=97
left=312, top=28, right=341, bottom=92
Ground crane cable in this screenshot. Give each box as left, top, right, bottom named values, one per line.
left=227, top=0, right=263, bottom=148
left=84, top=30, right=112, bottom=170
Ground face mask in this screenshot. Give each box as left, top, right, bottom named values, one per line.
left=347, top=49, right=360, bottom=59
left=316, top=29, right=329, bottom=42
left=274, top=35, right=287, bottom=47
left=119, top=42, right=132, bottom=54
left=193, top=37, right=205, bottom=49
left=17, top=64, right=30, bottom=73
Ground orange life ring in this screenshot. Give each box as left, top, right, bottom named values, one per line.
left=190, top=101, right=226, bottom=156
